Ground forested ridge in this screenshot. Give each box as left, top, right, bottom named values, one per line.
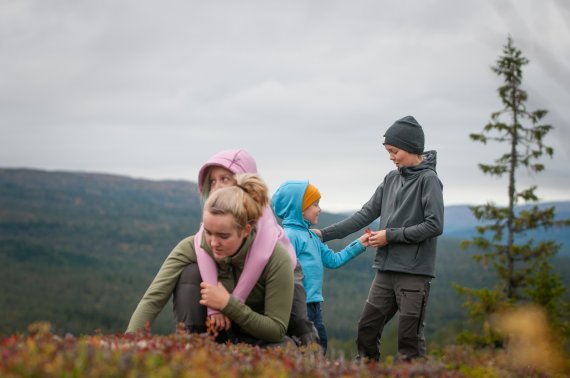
left=1, top=168, right=569, bottom=358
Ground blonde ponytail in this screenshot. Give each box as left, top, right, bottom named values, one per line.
left=204, top=173, right=268, bottom=230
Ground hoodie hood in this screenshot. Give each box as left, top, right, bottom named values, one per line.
left=272, top=180, right=310, bottom=229
left=399, top=150, right=438, bottom=178
left=198, top=149, right=258, bottom=196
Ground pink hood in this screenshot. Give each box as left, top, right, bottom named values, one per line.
left=198, top=150, right=258, bottom=195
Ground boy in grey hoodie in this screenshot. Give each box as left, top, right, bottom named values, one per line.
left=315, top=116, right=444, bottom=361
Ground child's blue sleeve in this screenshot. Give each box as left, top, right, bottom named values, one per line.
left=319, top=237, right=366, bottom=269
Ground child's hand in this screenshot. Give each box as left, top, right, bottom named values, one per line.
left=359, top=233, right=370, bottom=247
left=359, top=228, right=372, bottom=247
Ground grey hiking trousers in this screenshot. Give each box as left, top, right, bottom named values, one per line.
left=356, top=271, right=431, bottom=361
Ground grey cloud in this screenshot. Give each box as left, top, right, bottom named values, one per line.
left=1, top=0, right=569, bottom=211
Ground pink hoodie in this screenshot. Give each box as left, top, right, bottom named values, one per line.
left=195, top=149, right=297, bottom=315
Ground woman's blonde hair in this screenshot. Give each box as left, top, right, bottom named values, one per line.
left=204, top=173, right=268, bottom=230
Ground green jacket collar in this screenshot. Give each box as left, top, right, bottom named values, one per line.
left=200, top=227, right=257, bottom=269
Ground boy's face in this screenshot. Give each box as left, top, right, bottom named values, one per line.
left=302, top=200, right=321, bottom=225
left=384, top=144, right=422, bottom=168
left=208, top=166, right=237, bottom=193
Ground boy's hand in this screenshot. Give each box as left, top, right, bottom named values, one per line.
left=368, top=229, right=388, bottom=247
left=200, top=282, right=230, bottom=310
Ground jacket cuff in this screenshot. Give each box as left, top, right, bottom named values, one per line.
left=207, top=308, right=221, bottom=316
left=221, top=296, right=243, bottom=321
left=386, top=228, right=405, bottom=243
left=349, top=239, right=366, bottom=255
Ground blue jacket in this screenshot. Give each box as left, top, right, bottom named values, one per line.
left=272, top=180, right=366, bottom=303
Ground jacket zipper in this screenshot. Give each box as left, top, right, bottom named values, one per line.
left=228, top=264, right=238, bottom=292
left=381, top=175, right=406, bottom=270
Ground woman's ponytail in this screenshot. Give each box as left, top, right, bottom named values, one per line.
left=204, top=173, right=268, bottom=230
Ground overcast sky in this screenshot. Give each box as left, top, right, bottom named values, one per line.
left=1, top=0, right=569, bottom=212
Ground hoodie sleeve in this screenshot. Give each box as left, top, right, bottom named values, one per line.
left=126, top=236, right=197, bottom=333
left=386, top=174, right=444, bottom=243
left=321, top=182, right=384, bottom=242
left=319, top=237, right=366, bottom=269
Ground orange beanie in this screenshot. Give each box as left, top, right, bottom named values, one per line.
left=302, top=183, right=321, bottom=211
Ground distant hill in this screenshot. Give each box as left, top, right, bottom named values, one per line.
left=0, top=168, right=204, bottom=334
left=444, top=202, right=570, bottom=256
left=1, top=168, right=569, bottom=358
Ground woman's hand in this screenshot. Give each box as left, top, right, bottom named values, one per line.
left=200, top=282, right=231, bottom=310
left=206, top=313, right=232, bottom=335
left=368, top=229, right=388, bottom=248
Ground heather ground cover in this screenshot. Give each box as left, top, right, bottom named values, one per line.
left=1, top=322, right=567, bottom=378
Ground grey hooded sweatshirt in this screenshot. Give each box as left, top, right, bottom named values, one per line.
left=321, top=150, right=443, bottom=277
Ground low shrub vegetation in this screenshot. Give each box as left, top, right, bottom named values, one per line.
left=1, top=321, right=567, bottom=377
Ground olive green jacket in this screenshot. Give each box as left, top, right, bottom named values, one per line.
left=126, top=231, right=294, bottom=342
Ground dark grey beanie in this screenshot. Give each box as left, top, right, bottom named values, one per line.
left=382, top=115, right=425, bottom=154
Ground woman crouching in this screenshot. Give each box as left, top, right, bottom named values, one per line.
left=127, top=174, right=294, bottom=347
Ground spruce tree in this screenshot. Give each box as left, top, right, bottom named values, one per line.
left=457, top=36, right=569, bottom=346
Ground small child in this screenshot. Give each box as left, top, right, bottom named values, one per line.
left=272, top=180, right=370, bottom=354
